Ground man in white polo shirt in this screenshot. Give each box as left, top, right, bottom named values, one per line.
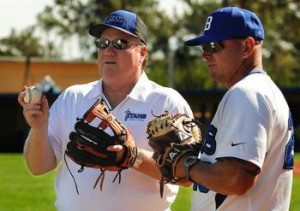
left=18, top=10, right=193, bottom=211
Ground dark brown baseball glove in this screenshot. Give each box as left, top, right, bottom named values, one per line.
left=65, top=98, right=138, bottom=194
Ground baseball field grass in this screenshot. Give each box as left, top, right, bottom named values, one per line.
left=0, top=153, right=299, bottom=211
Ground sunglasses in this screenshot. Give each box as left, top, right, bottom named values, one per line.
left=201, top=42, right=224, bottom=54
left=95, top=38, right=141, bottom=50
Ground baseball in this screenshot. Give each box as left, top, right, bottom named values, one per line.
left=24, top=86, right=42, bottom=104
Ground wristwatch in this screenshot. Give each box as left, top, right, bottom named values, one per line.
left=184, top=156, right=199, bottom=182
left=132, top=148, right=143, bottom=169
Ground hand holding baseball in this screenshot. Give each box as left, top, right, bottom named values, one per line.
left=18, top=85, right=49, bottom=129
left=23, top=86, right=42, bottom=104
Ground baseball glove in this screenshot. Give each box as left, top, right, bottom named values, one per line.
left=147, top=111, right=202, bottom=197
left=64, top=98, right=138, bottom=194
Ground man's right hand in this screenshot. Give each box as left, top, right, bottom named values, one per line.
left=18, top=86, right=49, bottom=129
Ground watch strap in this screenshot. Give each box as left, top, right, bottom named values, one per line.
left=132, top=148, right=143, bottom=168
left=184, top=156, right=199, bottom=182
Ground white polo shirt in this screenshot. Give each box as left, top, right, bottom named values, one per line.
left=48, top=72, right=193, bottom=211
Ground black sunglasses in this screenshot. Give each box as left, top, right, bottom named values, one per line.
left=95, top=38, right=141, bottom=50
left=201, top=42, right=224, bottom=54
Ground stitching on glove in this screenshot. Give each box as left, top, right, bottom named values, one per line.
left=147, top=111, right=203, bottom=198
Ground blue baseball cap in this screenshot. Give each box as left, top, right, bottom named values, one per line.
left=185, top=6, right=264, bottom=46
left=89, top=10, right=148, bottom=44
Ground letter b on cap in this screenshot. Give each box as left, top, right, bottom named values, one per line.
left=204, top=16, right=213, bottom=31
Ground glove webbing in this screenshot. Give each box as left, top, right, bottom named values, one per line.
left=82, top=98, right=125, bottom=137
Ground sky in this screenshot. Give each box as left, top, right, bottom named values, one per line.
left=0, top=0, right=187, bottom=59
left=0, top=0, right=54, bottom=37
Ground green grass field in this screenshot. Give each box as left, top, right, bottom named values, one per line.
left=0, top=153, right=299, bottom=211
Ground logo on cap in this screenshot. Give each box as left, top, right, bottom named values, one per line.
left=204, top=17, right=213, bottom=31
left=106, top=15, right=127, bottom=26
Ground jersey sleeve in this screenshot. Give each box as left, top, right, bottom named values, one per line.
left=213, top=87, right=271, bottom=169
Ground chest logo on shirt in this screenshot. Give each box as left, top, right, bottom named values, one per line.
left=124, top=109, right=147, bottom=122
left=231, top=142, right=246, bottom=147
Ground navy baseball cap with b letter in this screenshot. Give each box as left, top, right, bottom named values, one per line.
left=89, top=10, right=148, bottom=44
left=185, top=6, right=264, bottom=46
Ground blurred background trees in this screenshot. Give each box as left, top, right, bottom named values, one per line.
left=0, top=0, right=299, bottom=89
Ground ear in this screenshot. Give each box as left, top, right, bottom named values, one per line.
left=138, top=45, right=148, bottom=65
left=242, top=37, right=256, bottom=57
left=140, top=45, right=148, bottom=58
left=138, top=45, right=148, bottom=69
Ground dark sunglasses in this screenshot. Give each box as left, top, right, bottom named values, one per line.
left=201, top=42, right=224, bottom=54
left=95, top=38, right=141, bottom=50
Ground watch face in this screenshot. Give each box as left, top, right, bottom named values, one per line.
left=187, top=157, right=198, bottom=165
left=184, top=156, right=199, bottom=181
left=185, top=156, right=199, bottom=168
